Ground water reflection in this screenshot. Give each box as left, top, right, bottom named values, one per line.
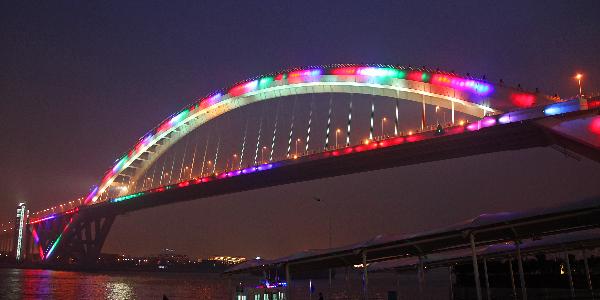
left=106, top=282, right=134, bottom=299
left=0, top=268, right=230, bottom=299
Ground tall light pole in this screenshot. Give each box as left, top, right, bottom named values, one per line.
left=576, top=73, right=583, bottom=97
left=381, top=117, right=387, bottom=137
left=335, top=129, right=341, bottom=148
left=435, top=106, right=440, bottom=125
left=295, top=138, right=301, bottom=156
left=232, top=154, right=238, bottom=170
left=261, top=146, right=267, bottom=163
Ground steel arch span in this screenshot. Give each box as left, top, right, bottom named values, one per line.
left=85, top=64, right=558, bottom=205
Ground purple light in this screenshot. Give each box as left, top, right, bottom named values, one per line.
left=481, top=117, right=496, bottom=127
left=499, top=115, right=511, bottom=124
left=242, top=167, right=257, bottom=174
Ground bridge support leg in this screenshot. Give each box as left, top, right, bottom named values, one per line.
left=484, top=258, right=491, bottom=300
left=515, top=241, right=527, bottom=300
left=508, top=257, right=517, bottom=299
left=565, top=251, right=575, bottom=299
left=470, top=233, right=483, bottom=300
left=582, top=249, right=595, bottom=299
left=449, top=266, right=454, bottom=300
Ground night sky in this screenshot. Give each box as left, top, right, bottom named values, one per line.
left=1, top=1, right=600, bottom=259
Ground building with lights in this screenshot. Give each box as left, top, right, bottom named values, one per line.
left=13, top=203, right=28, bottom=262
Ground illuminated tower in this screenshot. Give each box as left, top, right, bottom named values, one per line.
left=14, top=202, right=28, bottom=262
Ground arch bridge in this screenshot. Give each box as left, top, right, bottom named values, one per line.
left=1, top=64, right=598, bottom=265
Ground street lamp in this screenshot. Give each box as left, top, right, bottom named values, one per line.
left=232, top=154, right=238, bottom=170
left=335, top=128, right=341, bottom=148
left=295, top=138, right=301, bottom=156
left=261, top=146, right=267, bottom=163
left=575, top=73, right=583, bottom=97
left=381, top=117, right=387, bottom=137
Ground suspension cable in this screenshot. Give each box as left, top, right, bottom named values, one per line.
left=346, top=94, right=353, bottom=146
left=270, top=101, right=280, bottom=162
left=286, top=93, right=297, bottom=158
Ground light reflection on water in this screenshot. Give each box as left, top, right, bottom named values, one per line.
left=0, top=268, right=231, bottom=299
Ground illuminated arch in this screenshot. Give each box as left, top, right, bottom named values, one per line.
left=87, top=64, right=555, bottom=204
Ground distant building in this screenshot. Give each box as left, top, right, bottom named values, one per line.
left=14, top=203, right=27, bottom=262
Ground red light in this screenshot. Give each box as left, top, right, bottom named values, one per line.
left=343, top=148, right=353, bottom=154
left=331, top=67, right=357, bottom=75
left=332, top=151, right=340, bottom=157
left=156, top=121, right=171, bottom=134
left=391, top=137, right=405, bottom=145
left=589, top=117, right=600, bottom=135
left=178, top=181, right=190, bottom=188
left=229, top=83, right=248, bottom=97
left=406, top=135, right=423, bottom=143
left=407, top=71, right=423, bottom=82
left=354, top=145, right=366, bottom=152
left=511, top=93, right=536, bottom=108
left=588, top=99, right=600, bottom=109
left=275, top=74, right=285, bottom=80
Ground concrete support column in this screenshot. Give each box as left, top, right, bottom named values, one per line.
left=418, top=256, right=425, bottom=299
left=449, top=265, right=454, bottom=300
left=564, top=251, right=575, bottom=299
left=515, top=241, right=527, bottom=300
left=483, top=258, right=491, bottom=300
left=582, top=249, right=594, bottom=299
left=508, top=257, right=517, bottom=300
left=470, top=233, right=483, bottom=300
left=285, top=264, right=292, bottom=300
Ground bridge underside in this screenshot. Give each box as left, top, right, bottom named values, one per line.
left=104, top=111, right=599, bottom=216
left=34, top=109, right=600, bottom=266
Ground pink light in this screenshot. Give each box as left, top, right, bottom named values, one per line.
left=199, top=93, right=222, bottom=110
left=431, top=74, right=492, bottom=95
left=589, top=117, right=600, bottom=135
left=466, top=122, right=479, bottom=131
left=481, top=117, right=496, bottom=127
left=229, top=81, right=258, bottom=97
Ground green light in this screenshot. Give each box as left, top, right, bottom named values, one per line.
left=258, top=77, right=274, bottom=89
left=421, top=73, right=430, bottom=82
left=111, top=192, right=145, bottom=203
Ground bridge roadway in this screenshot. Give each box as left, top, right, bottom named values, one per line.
left=9, top=105, right=599, bottom=265
left=88, top=108, right=599, bottom=217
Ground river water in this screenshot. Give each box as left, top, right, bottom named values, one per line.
left=0, top=268, right=451, bottom=299
left=0, top=268, right=235, bottom=299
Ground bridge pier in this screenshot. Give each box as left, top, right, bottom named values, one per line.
left=33, top=211, right=116, bottom=266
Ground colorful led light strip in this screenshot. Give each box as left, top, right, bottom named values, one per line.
left=82, top=64, right=518, bottom=209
